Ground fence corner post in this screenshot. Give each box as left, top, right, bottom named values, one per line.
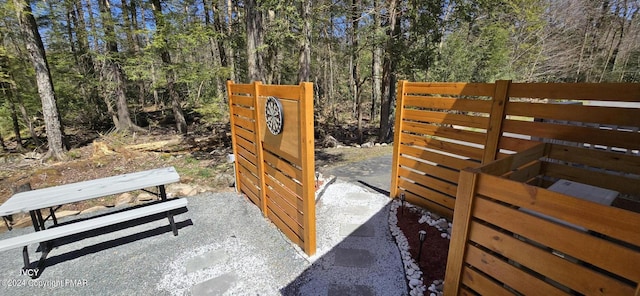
left=299, top=81, right=316, bottom=256
left=252, top=81, right=268, bottom=216
left=482, top=80, right=511, bottom=164
left=389, top=80, right=407, bottom=199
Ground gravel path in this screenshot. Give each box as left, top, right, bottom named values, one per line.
left=0, top=180, right=406, bottom=295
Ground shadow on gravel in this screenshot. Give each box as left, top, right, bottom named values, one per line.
left=30, top=202, right=192, bottom=277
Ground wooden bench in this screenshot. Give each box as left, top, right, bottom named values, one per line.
left=0, top=198, right=188, bottom=278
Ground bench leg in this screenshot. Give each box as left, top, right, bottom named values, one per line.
left=2, top=216, right=12, bottom=231
left=159, top=185, right=167, bottom=201
left=167, top=212, right=178, bottom=236
left=22, top=246, right=30, bottom=268
left=49, top=207, right=58, bottom=226
left=29, top=211, right=41, bottom=231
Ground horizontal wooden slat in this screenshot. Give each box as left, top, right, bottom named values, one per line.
left=478, top=143, right=546, bottom=175
left=262, top=142, right=301, bottom=167
left=234, top=125, right=256, bottom=143
left=397, top=178, right=456, bottom=210
left=469, top=221, right=635, bottom=295
left=238, top=172, right=260, bottom=205
left=230, top=94, right=255, bottom=107
left=235, top=135, right=257, bottom=156
left=403, top=96, right=492, bottom=113
left=228, top=84, right=254, bottom=94
left=403, top=82, right=495, bottom=96
left=508, top=83, right=640, bottom=101
left=399, top=144, right=480, bottom=171
left=263, top=150, right=303, bottom=181
left=502, top=119, right=640, bottom=150
left=238, top=162, right=259, bottom=186
left=265, top=176, right=303, bottom=209
left=461, top=266, right=513, bottom=296
left=266, top=196, right=304, bottom=234
left=265, top=185, right=304, bottom=224
left=264, top=165, right=303, bottom=198
left=398, top=167, right=458, bottom=197
left=547, top=144, right=640, bottom=175
left=231, top=105, right=255, bottom=119
left=398, top=156, right=460, bottom=183
left=498, top=134, right=541, bottom=153
left=236, top=146, right=257, bottom=167
left=473, top=195, right=640, bottom=281
left=401, top=133, right=485, bottom=161
left=506, top=101, right=639, bottom=127
left=398, top=189, right=454, bottom=220
left=475, top=173, right=640, bottom=247
left=543, top=162, right=640, bottom=195
left=465, top=244, right=566, bottom=296
left=233, top=115, right=256, bottom=132
left=403, top=109, right=489, bottom=130
left=266, top=210, right=303, bottom=246
left=402, top=120, right=487, bottom=145
left=258, top=85, right=302, bottom=100
left=502, top=160, right=541, bottom=182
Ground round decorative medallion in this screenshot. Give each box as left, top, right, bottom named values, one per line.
left=265, top=96, right=284, bottom=135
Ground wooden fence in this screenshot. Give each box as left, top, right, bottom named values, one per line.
left=227, top=81, right=316, bottom=256
left=444, top=143, right=640, bottom=295
left=390, top=80, right=640, bottom=219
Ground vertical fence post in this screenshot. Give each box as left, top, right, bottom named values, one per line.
left=390, top=80, right=407, bottom=199
left=227, top=80, right=242, bottom=194
left=299, top=82, right=316, bottom=256
left=482, top=80, right=511, bottom=164
left=443, top=168, right=479, bottom=295
left=252, top=81, right=269, bottom=215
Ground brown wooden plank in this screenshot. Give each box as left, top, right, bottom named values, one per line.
left=230, top=94, right=255, bottom=107
left=258, top=85, right=303, bottom=100
left=503, top=160, right=542, bottom=182
left=461, top=266, right=516, bottom=296
left=403, top=109, right=490, bottom=130
left=478, top=143, right=546, bottom=175
left=403, top=96, right=492, bottom=113
left=238, top=172, right=260, bottom=205
left=265, top=184, right=304, bottom=225
left=265, top=176, right=303, bottom=209
left=402, top=120, right=487, bottom=145
left=263, top=149, right=303, bottom=182
left=404, top=82, right=496, bottom=96
left=233, top=115, right=256, bottom=132
left=262, top=142, right=301, bottom=168
left=266, top=196, right=304, bottom=234
left=498, top=134, right=542, bottom=153
left=234, top=125, right=257, bottom=143
left=543, top=162, right=640, bottom=195
left=482, top=80, right=510, bottom=163
left=391, top=81, right=409, bottom=199
left=266, top=210, right=303, bottom=246
left=469, top=221, right=635, bottom=296
left=502, top=119, right=640, bottom=150
left=397, top=178, right=456, bottom=210
left=464, top=244, right=566, bottom=296
left=399, top=189, right=454, bottom=220
left=399, top=144, right=481, bottom=171
left=228, top=83, right=254, bottom=95
left=398, top=167, right=458, bottom=197
left=508, top=82, right=640, bottom=102
left=475, top=173, right=640, bottom=247
left=298, top=81, right=316, bottom=256
left=235, top=135, right=257, bottom=155
left=444, top=169, right=479, bottom=295
left=548, top=144, right=640, bottom=175
left=264, top=164, right=303, bottom=198
left=238, top=165, right=259, bottom=187
left=398, top=155, right=460, bottom=183
left=506, top=101, right=640, bottom=127
left=237, top=153, right=258, bottom=176
left=231, top=105, right=255, bottom=120
left=236, top=145, right=258, bottom=167
left=401, top=133, right=485, bottom=161
left=472, top=195, right=640, bottom=281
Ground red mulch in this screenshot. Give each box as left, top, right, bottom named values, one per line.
left=395, top=205, right=450, bottom=286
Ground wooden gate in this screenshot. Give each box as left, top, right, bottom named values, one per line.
left=227, top=81, right=316, bottom=256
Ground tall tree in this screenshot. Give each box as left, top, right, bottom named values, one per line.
left=298, top=0, right=312, bottom=82
left=13, top=0, right=66, bottom=160
left=97, top=0, right=141, bottom=132
left=246, top=0, right=265, bottom=82
left=379, top=0, right=400, bottom=142
left=150, top=0, right=188, bottom=134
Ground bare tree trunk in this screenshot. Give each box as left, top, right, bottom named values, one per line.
left=246, top=0, right=264, bottom=82
left=379, top=0, right=399, bottom=142
left=298, top=0, right=312, bottom=82
left=13, top=0, right=66, bottom=160
left=225, top=0, right=236, bottom=82
left=371, top=0, right=382, bottom=123
left=151, top=0, right=188, bottom=134
left=98, top=0, right=142, bottom=132
left=8, top=99, right=24, bottom=150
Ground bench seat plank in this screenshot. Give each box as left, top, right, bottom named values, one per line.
left=0, top=198, right=187, bottom=253
left=0, top=167, right=180, bottom=216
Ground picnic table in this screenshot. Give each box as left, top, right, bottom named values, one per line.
left=0, top=166, right=188, bottom=278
